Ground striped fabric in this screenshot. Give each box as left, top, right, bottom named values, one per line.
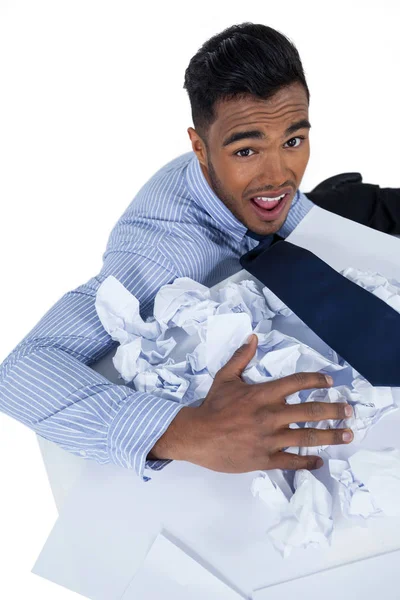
left=0, top=151, right=314, bottom=480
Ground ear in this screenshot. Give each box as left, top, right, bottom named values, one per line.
left=187, top=127, right=208, bottom=167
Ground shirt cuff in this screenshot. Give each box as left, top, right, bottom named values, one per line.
left=277, top=191, right=314, bottom=238
left=107, top=391, right=184, bottom=481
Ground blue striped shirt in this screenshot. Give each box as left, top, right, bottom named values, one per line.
left=0, top=151, right=314, bottom=480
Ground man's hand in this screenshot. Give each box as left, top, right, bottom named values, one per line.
left=149, top=334, right=354, bottom=472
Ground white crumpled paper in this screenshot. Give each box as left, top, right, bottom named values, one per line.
left=154, top=277, right=218, bottom=336
left=251, top=470, right=333, bottom=558
left=95, top=268, right=400, bottom=556
left=330, top=448, right=400, bottom=519
left=205, top=312, right=252, bottom=377
left=95, top=275, right=177, bottom=383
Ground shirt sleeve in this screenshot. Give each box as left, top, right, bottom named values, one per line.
left=276, top=190, right=314, bottom=238
left=0, top=241, right=185, bottom=481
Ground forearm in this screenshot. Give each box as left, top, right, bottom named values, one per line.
left=0, top=340, right=184, bottom=479
left=0, top=248, right=182, bottom=479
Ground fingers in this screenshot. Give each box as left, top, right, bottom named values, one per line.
left=275, top=401, right=353, bottom=427
left=274, top=426, right=354, bottom=450
left=216, top=333, right=258, bottom=379
left=267, top=451, right=324, bottom=471
left=261, top=371, right=333, bottom=399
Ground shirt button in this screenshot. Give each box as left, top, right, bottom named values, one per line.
left=80, top=450, right=87, bottom=457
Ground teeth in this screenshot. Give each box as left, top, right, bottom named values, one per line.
left=255, top=194, right=286, bottom=202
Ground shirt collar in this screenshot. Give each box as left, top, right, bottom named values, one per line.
left=185, top=153, right=248, bottom=243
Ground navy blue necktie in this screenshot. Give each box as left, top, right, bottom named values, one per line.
left=240, top=239, right=400, bottom=386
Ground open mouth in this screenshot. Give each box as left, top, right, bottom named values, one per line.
left=249, top=192, right=290, bottom=221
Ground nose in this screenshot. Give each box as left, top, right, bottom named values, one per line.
left=260, top=152, right=288, bottom=189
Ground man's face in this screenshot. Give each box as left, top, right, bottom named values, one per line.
left=188, top=82, right=310, bottom=236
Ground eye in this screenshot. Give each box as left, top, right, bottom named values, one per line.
left=284, top=136, right=305, bottom=148
left=234, top=148, right=255, bottom=158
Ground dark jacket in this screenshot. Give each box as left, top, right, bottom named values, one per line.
left=306, top=172, right=400, bottom=235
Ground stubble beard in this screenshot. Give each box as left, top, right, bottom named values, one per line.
left=206, top=159, right=247, bottom=227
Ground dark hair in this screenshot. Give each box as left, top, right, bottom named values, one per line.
left=183, top=22, right=309, bottom=140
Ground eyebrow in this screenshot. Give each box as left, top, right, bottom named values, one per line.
left=222, top=119, right=312, bottom=147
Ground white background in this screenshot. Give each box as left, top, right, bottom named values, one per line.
left=0, top=1, right=399, bottom=598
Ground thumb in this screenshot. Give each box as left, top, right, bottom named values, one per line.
left=218, top=333, right=258, bottom=379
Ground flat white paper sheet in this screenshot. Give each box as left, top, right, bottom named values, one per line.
left=32, top=461, right=161, bottom=600
left=288, top=205, right=400, bottom=279
left=33, top=450, right=400, bottom=599
left=34, top=207, right=400, bottom=598
left=252, top=548, right=400, bottom=600
left=121, top=533, right=242, bottom=600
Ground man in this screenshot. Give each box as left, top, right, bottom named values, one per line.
left=0, top=22, right=365, bottom=481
